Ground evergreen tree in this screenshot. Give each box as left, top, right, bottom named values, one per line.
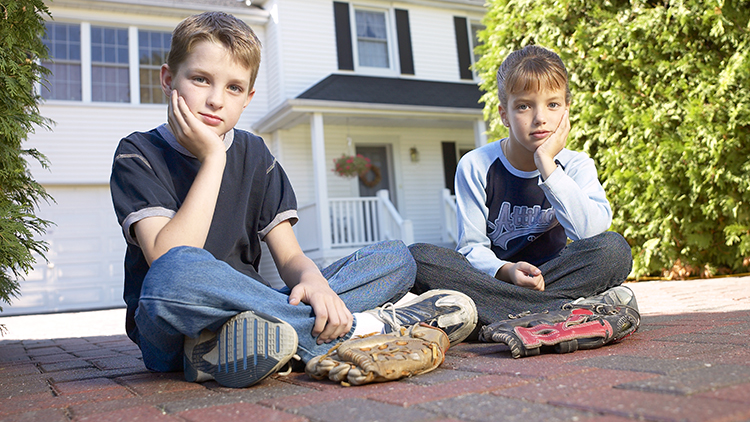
left=0, top=0, right=53, bottom=316
left=475, top=0, right=750, bottom=278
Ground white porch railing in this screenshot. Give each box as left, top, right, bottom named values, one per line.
left=441, top=188, right=458, bottom=244
left=296, top=189, right=414, bottom=252
left=330, top=196, right=380, bottom=247
left=374, top=190, right=414, bottom=246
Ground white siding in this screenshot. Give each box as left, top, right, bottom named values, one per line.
left=262, top=1, right=286, bottom=111
left=277, top=0, right=339, bottom=99
left=408, top=6, right=463, bottom=81
left=244, top=26, right=270, bottom=125
left=268, top=125, right=315, bottom=206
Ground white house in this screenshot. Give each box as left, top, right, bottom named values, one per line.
left=4, top=0, right=487, bottom=316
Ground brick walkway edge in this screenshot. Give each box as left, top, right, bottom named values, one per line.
left=2, top=294, right=750, bottom=421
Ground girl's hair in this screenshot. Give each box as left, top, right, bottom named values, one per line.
left=496, top=45, right=571, bottom=107
left=167, top=11, right=262, bottom=89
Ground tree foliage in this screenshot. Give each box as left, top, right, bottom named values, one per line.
left=475, top=0, right=750, bottom=278
left=0, top=0, right=53, bottom=311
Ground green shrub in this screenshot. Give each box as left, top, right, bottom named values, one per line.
left=476, top=0, right=750, bottom=278
left=0, top=0, right=53, bottom=313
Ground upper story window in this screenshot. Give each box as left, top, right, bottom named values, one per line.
left=469, top=21, right=485, bottom=77
left=41, top=22, right=82, bottom=101
left=41, top=21, right=171, bottom=105
left=334, top=2, right=415, bottom=76
left=354, top=9, right=390, bottom=69
left=91, top=26, right=130, bottom=102
left=139, top=30, right=172, bottom=104
left=454, top=17, right=484, bottom=81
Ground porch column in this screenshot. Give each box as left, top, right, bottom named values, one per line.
left=473, top=118, right=487, bottom=148
left=310, top=113, right=332, bottom=251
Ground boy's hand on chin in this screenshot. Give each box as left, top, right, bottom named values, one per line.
left=167, top=91, right=225, bottom=163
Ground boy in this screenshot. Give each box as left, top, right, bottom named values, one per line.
left=409, top=45, right=636, bottom=330
left=110, top=12, right=476, bottom=388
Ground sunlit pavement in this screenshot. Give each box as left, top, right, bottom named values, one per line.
left=1, top=277, right=749, bottom=421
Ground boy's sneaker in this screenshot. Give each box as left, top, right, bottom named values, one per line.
left=566, top=285, right=639, bottom=311
left=365, top=289, right=477, bottom=346
left=183, top=310, right=298, bottom=388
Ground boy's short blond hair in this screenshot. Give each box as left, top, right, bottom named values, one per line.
left=496, top=45, right=571, bottom=108
left=168, top=11, right=262, bottom=89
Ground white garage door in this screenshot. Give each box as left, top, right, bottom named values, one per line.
left=1, top=186, right=126, bottom=316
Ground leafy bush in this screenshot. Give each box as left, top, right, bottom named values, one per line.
left=0, top=0, right=53, bottom=313
left=475, top=0, right=750, bottom=278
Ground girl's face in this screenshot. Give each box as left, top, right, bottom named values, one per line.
left=499, top=86, right=569, bottom=154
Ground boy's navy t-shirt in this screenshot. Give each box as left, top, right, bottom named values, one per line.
left=110, top=124, right=298, bottom=341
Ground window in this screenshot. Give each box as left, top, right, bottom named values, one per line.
left=470, top=22, right=485, bottom=72
left=355, top=9, right=390, bottom=69
left=41, top=22, right=173, bottom=104
left=139, top=30, right=171, bottom=104
left=333, top=3, right=412, bottom=74
left=41, top=22, right=82, bottom=101
left=91, top=26, right=130, bottom=102
left=454, top=17, right=485, bottom=80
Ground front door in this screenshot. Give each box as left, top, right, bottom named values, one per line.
left=356, top=145, right=393, bottom=204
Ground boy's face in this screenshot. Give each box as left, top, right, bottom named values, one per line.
left=498, top=86, right=569, bottom=153
left=160, top=40, right=255, bottom=138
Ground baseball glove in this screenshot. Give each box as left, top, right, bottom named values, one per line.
left=305, top=323, right=450, bottom=386
left=478, top=303, right=640, bottom=358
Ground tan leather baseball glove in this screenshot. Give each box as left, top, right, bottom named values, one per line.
left=305, top=323, right=450, bottom=386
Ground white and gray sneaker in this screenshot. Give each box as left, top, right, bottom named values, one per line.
left=365, top=289, right=478, bottom=346
left=564, top=285, right=641, bottom=335
left=183, top=310, right=298, bottom=388
left=567, top=285, right=639, bottom=311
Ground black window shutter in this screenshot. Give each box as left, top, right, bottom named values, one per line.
left=453, top=16, right=473, bottom=80
left=441, top=142, right=458, bottom=195
left=395, top=9, right=414, bottom=75
left=333, top=2, right=354, bottom=71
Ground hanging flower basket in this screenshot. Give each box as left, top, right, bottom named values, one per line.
left=333, top=154, right=371, bottom=178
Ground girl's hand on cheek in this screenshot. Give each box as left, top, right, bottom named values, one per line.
left=535, top=109, right=569, bottom=162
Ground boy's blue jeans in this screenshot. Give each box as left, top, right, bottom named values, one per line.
left=409, top=231, right=633, bottom=327
left=133, top=240, right=415, bottom=372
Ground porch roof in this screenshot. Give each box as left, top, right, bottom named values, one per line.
left=298, top=74, right=483, bottom=109
left=253, top=74, right=486, bottom=133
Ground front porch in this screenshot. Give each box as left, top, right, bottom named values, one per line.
left=253, top=75, right=485, bottom=284
left=295, top=189, right=414, bottom=266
